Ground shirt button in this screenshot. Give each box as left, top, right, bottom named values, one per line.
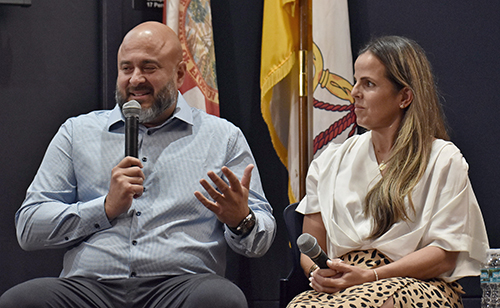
left=142, top=157, right=147, bottom=162
left=94, top=223, right=100, bottom=229
left=136, top=211, right=141, bottom=216
left=132, top=240, right=137, bottom=246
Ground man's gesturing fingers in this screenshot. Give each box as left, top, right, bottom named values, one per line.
left=222, top=164, right=254, bottom=192
left=194, top=164, right=254, bottom=226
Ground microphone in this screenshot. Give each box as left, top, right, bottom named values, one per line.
left=297, top=233, right=330, bottom=269
left=122, top=100, right=141, bottom=158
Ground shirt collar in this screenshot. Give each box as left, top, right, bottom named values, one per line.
left=107, top=92, right=193, bottom=131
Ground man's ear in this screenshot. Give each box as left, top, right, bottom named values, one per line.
left=176, top=61, right=187, bottom=89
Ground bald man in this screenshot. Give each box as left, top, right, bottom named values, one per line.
left=0, top=22, right=276, bottom=308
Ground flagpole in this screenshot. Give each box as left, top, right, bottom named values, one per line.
left=298, top=0, right=310, bottom=199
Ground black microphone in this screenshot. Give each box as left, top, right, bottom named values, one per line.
left=122, top=100, right=141, bottom=158
left=297, top=233, right=330, bottom=269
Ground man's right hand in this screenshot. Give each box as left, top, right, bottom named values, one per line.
left=105, top=156, right=145, bottom=220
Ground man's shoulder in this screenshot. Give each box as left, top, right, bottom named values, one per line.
left=62, top=109, right=114, bottom=130
left=67, top=109, right=112, bottom=121
left=192, top=108, right=239, bottom=131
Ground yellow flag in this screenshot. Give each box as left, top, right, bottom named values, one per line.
left=260, top=0, right=300, bottom=202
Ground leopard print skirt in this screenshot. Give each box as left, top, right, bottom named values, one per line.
left=287, top=249, right=464, bottom=308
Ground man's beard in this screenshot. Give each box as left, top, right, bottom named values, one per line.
left=116, top=80, right=178, bottom=124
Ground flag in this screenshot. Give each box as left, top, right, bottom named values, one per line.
left=260, top=0, right=300, bottom=202
left=311, top=0, right=356, bottom=156
left=164, top=0, right=219, bottom=116
left=260, top=0, right=356, bottom=203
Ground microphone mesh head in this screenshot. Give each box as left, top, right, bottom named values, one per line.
left=297, top=233, right=321, bottom=258
left=122, top=100, right=141, bottom=118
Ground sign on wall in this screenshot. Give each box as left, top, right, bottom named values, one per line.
left=132, top=0, right=163, bottom=10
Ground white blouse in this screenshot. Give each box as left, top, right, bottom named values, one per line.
left=297, top=131, right=489, bottom=281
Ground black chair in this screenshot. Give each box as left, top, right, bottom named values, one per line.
left=279, top=203, right=310, bottom=308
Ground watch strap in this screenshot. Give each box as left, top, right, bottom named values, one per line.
left=228, top=208, right=256, bottom=236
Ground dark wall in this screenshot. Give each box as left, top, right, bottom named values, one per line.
left=0, top=0, right=100, bottom=294
left=1, top=0, right=499, bottom=307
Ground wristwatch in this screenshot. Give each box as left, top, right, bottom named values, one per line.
left=228, top=208, right=256, bottom=236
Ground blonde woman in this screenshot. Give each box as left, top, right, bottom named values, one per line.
left=288, top=36, right=488, bottom=308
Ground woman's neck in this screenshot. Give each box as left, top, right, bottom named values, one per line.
left=371, top=130, right=397, bottom=165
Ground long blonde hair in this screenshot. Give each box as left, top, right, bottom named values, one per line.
left=361, top=36, right=449, bottom=239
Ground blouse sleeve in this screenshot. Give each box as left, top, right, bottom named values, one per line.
left=419, top=142, right=489, bottom=280
left=296, top=142, right=342, bottom=215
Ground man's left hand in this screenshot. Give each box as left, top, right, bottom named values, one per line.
left=194, top=164, right=254, bottom=227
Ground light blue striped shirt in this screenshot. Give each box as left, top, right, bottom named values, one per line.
left=16, top=94, right=276, bottom=279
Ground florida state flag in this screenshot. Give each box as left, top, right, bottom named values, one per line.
left=164, top=0, right=219, bottom=116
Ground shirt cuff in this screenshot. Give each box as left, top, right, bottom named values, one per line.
left=78, top=196, right=113, bottom=235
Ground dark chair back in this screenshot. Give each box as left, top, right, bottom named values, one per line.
left=279, top=203, right=310, bottom=308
